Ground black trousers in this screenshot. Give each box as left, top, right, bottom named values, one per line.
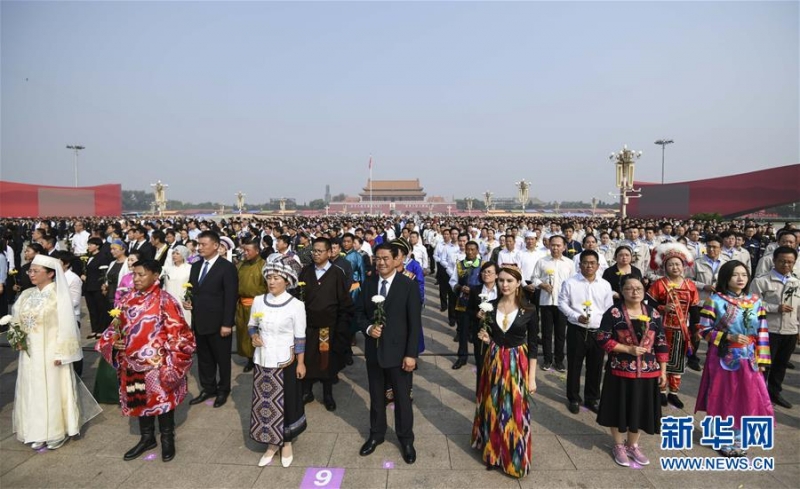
left=767, top=333, right=797, bottom=397
left=85, top=290, right=108, bottom=334
left=540, top=306, right=567, bottom=364
left=367, top=362, right=414, bottom=443
left=473, top=339, right=487, bottom=393
left=565, top=323, right=604, bottom=404
left=456, top=311, right=471, bottom=360
left=303, top=379, right=334, bottom=400
left=436, top=267, right=450, bottom=311
left=195, top=331, right=232, bottom=395
left=426, top=245, right=436, bottom=275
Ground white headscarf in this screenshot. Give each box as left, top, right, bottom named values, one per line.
left=32, top=254, right=83, bottom=364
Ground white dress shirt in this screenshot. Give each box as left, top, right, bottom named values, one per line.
left=557, top=273, right=614, bottom=330
left=249, top=291, right=307, bottom=368
left=531, top=255, right=575, bottom=306
left=519, top=248, right=548, bottom=283
left=412, top=242, right=429, bottom=271
left=71, top=230, right=90, bottom=255
left=497, top=248, right=521, bottom=268
left=65, top=269, right=83, bottom=321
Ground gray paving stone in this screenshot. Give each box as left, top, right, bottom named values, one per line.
left=1, top=451, right=141, bottom=488
left=387, top=468, right=522, bottom=488
left=117, top=462, right=262, bottom=488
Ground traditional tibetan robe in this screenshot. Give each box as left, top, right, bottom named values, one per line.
left=235, top=256, right=267, bottom=358
left=96, top=283, right=196, bottom=417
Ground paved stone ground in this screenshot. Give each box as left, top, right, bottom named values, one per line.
left=1, top=276, right=798, bottom=488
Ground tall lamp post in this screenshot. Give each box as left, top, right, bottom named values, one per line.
left=483, top=191, right=493, bottom=213
left=235, top=191, right=246, bottom=214
left=66, top=145, right=85, bottom=187
left=465, top=197, right=474, bottom=216
left=609, top=144, right=642, bottom=220
left=515, top=179, right=531, bottom=213
left=654, top=139, right=673, bottom=184
left=591, top=197, right=598, bottom=217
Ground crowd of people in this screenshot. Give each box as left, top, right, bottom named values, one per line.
left=0, top=213, right=797, bottom=478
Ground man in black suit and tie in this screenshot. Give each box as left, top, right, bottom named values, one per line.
left=356, top=243, right=422, bottom=464
left=184, top=230, right=238, bottom=408
left=151, top=230, right=170, bottom=267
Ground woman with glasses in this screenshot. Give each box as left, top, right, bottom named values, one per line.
left=595, top=275, right=668, bottom=467
left=466, top=261, right=499, bottom=391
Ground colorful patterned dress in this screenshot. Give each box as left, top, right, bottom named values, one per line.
left=647, top=278, right=699, bottom=393
left=695, top=293, right=773, bottom=430
left=471, top=301, right=538, bottom=478
left=96, top=283, right=196, bottom=417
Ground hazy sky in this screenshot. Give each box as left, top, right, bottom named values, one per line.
left=2, top=1, right=798, bottom=206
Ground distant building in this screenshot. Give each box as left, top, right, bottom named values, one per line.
left=359, top=179, right=427, bottom=202
left=328, top=178, right=452, bottom=214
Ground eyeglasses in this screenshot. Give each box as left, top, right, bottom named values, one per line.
left=622, top=287, right=644, bottom=293
left=374, top=256, right=393, bottom=262
left=311, top=249, right=328, bottom=254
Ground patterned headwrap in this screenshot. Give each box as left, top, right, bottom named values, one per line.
left=262, top=253, right=302, bottom=289
left=651, top=242, right=695, bottom=272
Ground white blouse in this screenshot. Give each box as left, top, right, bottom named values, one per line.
left=248, top=291, right=306, bottom=369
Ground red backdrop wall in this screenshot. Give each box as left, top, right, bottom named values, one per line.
left=0, top=181, right=122, bottom=217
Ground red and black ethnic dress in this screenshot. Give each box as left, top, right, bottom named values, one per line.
left=96, top=283, right=196, bottom=417
left=595, top=304, right=668, bottom=435
left=647, top=278, right=700, bottom=393
left=471, top=300, right=538, bottom=478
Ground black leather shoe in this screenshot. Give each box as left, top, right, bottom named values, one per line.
left=401, top=443, right=416, bottom=464
left=189, top=391, right=216, bottom=405
left=213, top=393, right=228, bottom=408
left=324, top=397, right=337, bottom=412
left=568, top=402, right=580, bottom=414
left=787, top=361, right=795, bottom=370
left=771, top=394, right=792, bottom=409
left=584, top=401, right=599, bottom=414
left=302, top=393, right=315, bottom=404
left=243, top=360, right=255, bottom=373
left=687, top=358, right=702, bottom=372
left=667, top=393, right=684, bottom=409
left=660, top=393, right=668, bottom=407
left=359, top=438, right=383, bottom=456
left=452, top=358, right=467, bottom=370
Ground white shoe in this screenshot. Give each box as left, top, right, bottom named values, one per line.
left=31, top=442, right=46, bottom=450
left=281, top=445, right=293, bottom=467
left=47, top=437, right=68, bottom=450
left=258, top=447, right=278, bottom=467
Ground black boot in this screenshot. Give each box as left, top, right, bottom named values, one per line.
left=158, top=411, right=176, bottom=462
left=124, top=416, right=157, bottom=461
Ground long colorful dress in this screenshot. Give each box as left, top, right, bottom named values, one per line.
left=96, top=283, right=196, bottom=417
left=471, top=301, right=538, bottom=478
left=695, top=292, right=773, bottom=451
left=647, top=277, right=700, bottom=394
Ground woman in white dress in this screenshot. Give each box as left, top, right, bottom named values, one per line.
left=163, top=245, right=192, bottom=324
left=11, top=254, right=101, bottom=450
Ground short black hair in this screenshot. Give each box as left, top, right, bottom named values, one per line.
left=374, top=243, right=398, bottom=258
left=133, top=259, right=162, bottom=275
left=198, top=230, right=220, bottom=243
left=579, top=249, right=599, bottom=263
left=88, top=237, right=104, bottom=247
left=313, top=237, right=332, bottom=250
left=773, top=246, right=798, bottom=261
left=151, top=230, right=166, bottom=243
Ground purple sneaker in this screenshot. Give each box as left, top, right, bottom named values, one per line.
left=627, top=444, right=650, bottom=466
left=612, top=444, right=630, bottom=467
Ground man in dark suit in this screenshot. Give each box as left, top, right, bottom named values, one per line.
left=129, top=226, right=155, bottom=261
left=184, top=230, right=238, bottom=408
left=150, top=230, right=169, bottom=267
left=355, top=243, right=422, bottom=464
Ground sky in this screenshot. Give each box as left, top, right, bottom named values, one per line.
left=1, top=1, right=798, bottom=206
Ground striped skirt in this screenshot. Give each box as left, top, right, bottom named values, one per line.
left=471, top=343, right=532, bottom=478
left=250, top=361, right=306, bottom=446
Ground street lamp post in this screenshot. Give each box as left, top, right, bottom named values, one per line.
left=483, top=191, right=493, bottom=213
left=591, top=197, right=598, bottom=217
left=654, top=139, right=674, bottom=184
left=465, top=197, right=474, bottom=216
left=235, top=191, right=246, bottom=214
left=515, top=179, right=531, bottom=213
left=609, top=144, right=643, bottom=220
left=66, top=145, right=85, bottom=187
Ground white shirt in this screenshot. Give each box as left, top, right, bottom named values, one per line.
left=5, top=245, right=15, bottom=271
left=557, top=273, right=614, bottom=330
left=71, top=230, right=90, bottom=255
left=359, top=242, right=373, bottom=257
left=497, top=248, right=521, bottom=268
left=531, top=255, right=575, bottom=306
left=519, top=248, right=548, bottom=283
left=412, top=242, right=429, bottom=271
left=198, top=254, right=220, bottom=278
left=64, top=269, right=83, bottom=320
left=249, top=292, right=306, bottom=368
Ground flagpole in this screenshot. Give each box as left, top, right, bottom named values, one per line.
left=369, top=154, right=373, bottom=215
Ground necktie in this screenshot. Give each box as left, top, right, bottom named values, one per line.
left=199, top=261, right=210, bottom=284
left=380, top=279, right=388, bottom=297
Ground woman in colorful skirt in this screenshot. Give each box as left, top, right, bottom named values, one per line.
left=647, top=243, right=700, bottom=409
left=695, top=260, right=773, bottom=457
left=472, top=266, right=538, bottom=478
left=249, top=253, right=307, bottom=468
left=596, top=275, right=668, bottom=467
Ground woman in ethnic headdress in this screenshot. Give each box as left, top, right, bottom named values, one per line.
left=647, top=243, right=700, bottom=409
left=249, top=253, right=307, bottom=468
left=695, top=260, right=773, bottom=457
